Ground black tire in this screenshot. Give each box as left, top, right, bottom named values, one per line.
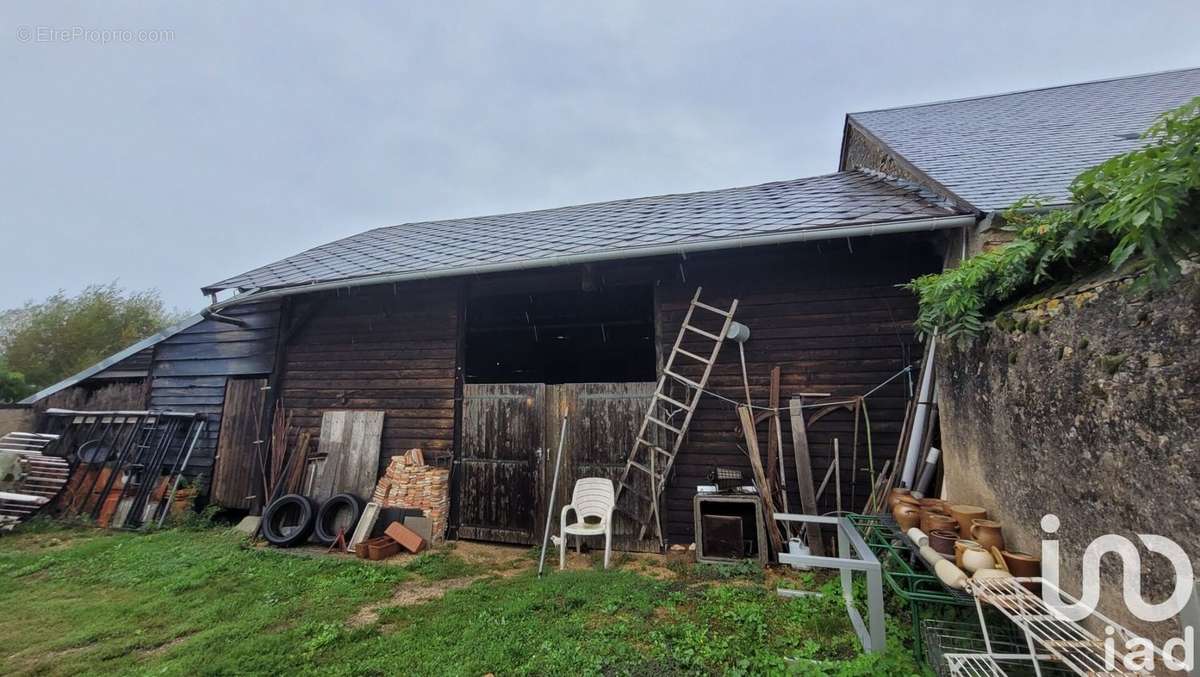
left=313, top=493, right=365, bottom=545
left=262, top=494, right=318, bottom=547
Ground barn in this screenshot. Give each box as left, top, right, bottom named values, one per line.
left=22, top=167, right=972, bottom=549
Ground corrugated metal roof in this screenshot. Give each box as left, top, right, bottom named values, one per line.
left=204, top=169, right=962, bottom=293
left=848, top=67, right=1200, bottom=211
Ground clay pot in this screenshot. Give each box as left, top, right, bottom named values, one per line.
left=949, top=504, right=987, bottom=538
left=954, top=539, right=981, bottom=569
left=921, top=510, right=958, bottom=535
left=928, top=529, right=959, bottom=558
left=970, top=519, right=1005, bottom=551
left=1001, top=550, right=1041, bottom=578
left=960, top=542, right=996, bottom=574
left=892, top=495, right=922, bottom=531
left=918, top=497, right=947, bottom=513
left=886, top=487, right=912, bottom=512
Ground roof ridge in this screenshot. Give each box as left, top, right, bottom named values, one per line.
left=362, top=170, right=858, bottom=234
left=848, top=65, right=1200, bottom=117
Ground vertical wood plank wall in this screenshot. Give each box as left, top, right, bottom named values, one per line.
left=280, top=282, right=459, bottom=478
left=655, top=237, right=940, bottom=543
left=211, top=377, right=269, bottom=509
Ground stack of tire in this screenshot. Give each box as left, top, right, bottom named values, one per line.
left=261, top=493, right=365, bottom=547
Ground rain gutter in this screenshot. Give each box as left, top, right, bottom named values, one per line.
left=206, top=213, right=978, bottom=311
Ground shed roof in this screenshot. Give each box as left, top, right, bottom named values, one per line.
left=204, top=169, right=963, bottom=294
left=846, top=67, right=1200, bottom=211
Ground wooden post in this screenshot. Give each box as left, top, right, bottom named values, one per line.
left=737, top=405, right=784, bottom=554
left=788, top=398, right=826, bottom=556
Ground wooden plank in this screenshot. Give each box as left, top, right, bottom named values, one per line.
left=789, top=398, right=826, bottom=556
left=311, top=410, right=385, bottom=502
left=736, top=405, right=784, bottom=554
left=211, top=378, right=268, bottom=510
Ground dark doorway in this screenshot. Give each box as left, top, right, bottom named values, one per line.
left=464, top=286, right=657, bottom=384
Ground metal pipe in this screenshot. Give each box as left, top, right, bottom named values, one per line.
left=204, top=214, right=978, bottom=309
left=155, top=419, right=205, bottom=527
left=44, top=408, right=199, bottom=418
left=201, top=307, right=248, bottom=327
left=900, top=335, right=938, bottom=487
left=538, top=414, right=569, bottom=577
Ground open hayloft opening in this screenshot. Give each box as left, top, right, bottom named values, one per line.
left=465, top=285, right=656, bottom=384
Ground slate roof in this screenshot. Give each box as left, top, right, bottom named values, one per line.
left=847, top=67, right=1200, bottom=211
left=204, top=169, right=963, bottom=293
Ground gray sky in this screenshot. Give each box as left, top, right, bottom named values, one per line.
left=4, top=2, right=1199, bottom=312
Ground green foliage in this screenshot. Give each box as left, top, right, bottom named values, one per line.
left=0, top=358, right=33, bottom=402
left=907, top=96, right=1200, bottom=341
left=0, top=282, right=182, bottom=389
left=0, top=527, right=924, bottom=675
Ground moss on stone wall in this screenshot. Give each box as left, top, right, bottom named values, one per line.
left=937, top=264, right=1200, bottom=643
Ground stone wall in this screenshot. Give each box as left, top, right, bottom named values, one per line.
left=937, top=264, right=1200, bottom=643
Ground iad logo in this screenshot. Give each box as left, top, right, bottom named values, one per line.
left=1040, top=513, right=1195, bottom=672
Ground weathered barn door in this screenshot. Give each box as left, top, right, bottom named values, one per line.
left=211, top=377, right=267, bottom=509
left=545, top=382, right=659, bottom=552
left=457, top=383, right=545, bottom=544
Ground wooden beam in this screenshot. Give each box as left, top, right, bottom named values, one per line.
left=736, top=405, right=784, bottom=555
left=788, top=398, right=826, bottom=557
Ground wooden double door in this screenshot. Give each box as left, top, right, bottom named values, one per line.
left=455, top=382, right=658, bottom=550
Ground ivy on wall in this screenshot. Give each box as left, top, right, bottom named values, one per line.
left=907, top=96, right=1200, bottom=342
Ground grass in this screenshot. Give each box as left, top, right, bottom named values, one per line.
left=0, top=524, right=925, bottom=676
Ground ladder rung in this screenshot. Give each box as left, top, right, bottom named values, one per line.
left=674, top=347, right=712, bottom=365
left=616, top=482, right=651, bottom=502
left=663, top=370, right=703, bottom=390
left=654, top=392, right=690, bottom=410
left=692, top=300, right=733, bottom=317
left=646, top=416, right=682, bottom=435
left=627, top=461, right=664, bottom=483
left=682, top=324, right=722, bottom=341
left=637, top=439, right=673, bottom=458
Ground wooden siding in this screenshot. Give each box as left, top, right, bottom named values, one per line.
left=457, top=383, right=544, bottom=544
left=544, top=382, right=659, bottom=552
left=147, top=301, right=281, bottom=485
left=211, top=377, right=269, bottom=509
left=92, top=346, right=154, bottom=379
left=655, top=236, right=941, bottom=543
left=280, top=282, right=459, bottom=478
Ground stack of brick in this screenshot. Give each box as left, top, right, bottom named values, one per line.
left=372, top=448, right=449, bottom=544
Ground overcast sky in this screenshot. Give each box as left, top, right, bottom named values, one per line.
left=3, top=2, right=1199, bottom=312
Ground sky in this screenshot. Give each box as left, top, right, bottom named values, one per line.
left=3, top=2, right=1199, bottom=313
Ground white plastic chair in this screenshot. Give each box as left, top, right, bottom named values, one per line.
left=559, top=478, right=615, bottom=570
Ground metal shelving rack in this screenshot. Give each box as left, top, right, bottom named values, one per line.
left=965, top=577, right=1172, bottom=677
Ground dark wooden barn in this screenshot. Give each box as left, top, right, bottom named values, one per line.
left=25, top=169, right=972, bottom=549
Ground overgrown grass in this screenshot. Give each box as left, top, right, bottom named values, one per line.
left=0, top=526, right=924, bottom=675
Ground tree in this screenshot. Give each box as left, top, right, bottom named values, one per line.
left=0, top=283, right=182, bottom=391
left=0, top=359, right=31, bottom=403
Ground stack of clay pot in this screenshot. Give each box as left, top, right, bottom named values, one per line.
left=887, top=489, right=1042, bottom=588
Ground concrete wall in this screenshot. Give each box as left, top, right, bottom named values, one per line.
left=937, top=264, right=1200, bottom=643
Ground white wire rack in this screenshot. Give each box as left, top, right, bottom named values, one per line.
left=967, top=577, right=1168, bottom=676
left=945, top=653, right=1007, bottom=676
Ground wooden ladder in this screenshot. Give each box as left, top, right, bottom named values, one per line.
left=614, top=287, right=738, bottom=547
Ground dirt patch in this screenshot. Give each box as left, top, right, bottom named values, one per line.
left=138, top=633, right=194, bottom=658
left=349, top=575, right=485, bottom=627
